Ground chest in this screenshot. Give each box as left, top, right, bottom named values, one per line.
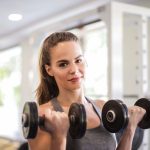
left=85, top=105, right=101, bottom=129
left=66, top=126, right=116, bottom=150
left=63, top=103, right=101, bottom=129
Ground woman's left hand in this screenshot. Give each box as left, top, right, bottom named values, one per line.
left=127, top=105, right=146, bottom=130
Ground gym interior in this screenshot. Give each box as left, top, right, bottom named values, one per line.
left=0, top=0, right=150, bottom=149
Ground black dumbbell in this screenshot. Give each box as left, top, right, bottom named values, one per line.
left=102, top=98, right=150, bottom=133
left=22, top=101, right=86, bottom=139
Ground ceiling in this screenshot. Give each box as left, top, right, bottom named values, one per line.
left=0, top=0, right=150, bottom=50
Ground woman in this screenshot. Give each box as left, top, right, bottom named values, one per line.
left=28, top=31, right=145, bottom=150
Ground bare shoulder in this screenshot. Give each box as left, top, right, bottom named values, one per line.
left=38, top=100, right=54, bottom=114
left=93, top=99, right=107, bottom=110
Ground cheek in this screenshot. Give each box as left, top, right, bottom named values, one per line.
left=54, top=71, right=69, bottom=88
left=54, top=70, right=67, bottom=81
left=80, top=63, right=86, bottom=74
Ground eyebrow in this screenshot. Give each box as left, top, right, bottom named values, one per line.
left=56, top=55, right=83, bottom=64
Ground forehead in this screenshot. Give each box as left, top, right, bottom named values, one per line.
left=50, top=41, right=83, bottom=61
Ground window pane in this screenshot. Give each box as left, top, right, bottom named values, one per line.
left=83, top=22, right=108, bottom=99
left=0, top=46, right=21, bottom=138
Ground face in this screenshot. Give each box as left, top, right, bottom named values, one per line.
left=45, top=41, right=86, bottom=92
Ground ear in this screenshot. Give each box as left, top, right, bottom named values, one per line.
left=45, top=64, right=53, bottom=76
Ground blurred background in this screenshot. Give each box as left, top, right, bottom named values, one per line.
left=0, top=0, right=150, bottom=149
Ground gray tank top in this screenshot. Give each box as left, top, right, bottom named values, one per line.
left=51, top=98, right=117, bottom=150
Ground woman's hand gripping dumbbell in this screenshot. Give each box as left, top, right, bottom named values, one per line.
left=22, top=101, right=86, bottom=139
left=101, top=98, right=149, bottom=133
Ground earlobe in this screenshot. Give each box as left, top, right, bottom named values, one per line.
left=45, top=64, right=53, bottom=76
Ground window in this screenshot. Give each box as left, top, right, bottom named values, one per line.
left=0, top=46, right=21, bottom=138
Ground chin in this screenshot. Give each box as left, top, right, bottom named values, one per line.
left=70, top=84, right=83, bottom=90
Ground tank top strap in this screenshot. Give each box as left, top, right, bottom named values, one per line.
left=51, top=98, right=64, bottom=112
left=86, top=97, right=102, bottom=122
left=86, top=98, right=117, bottom=146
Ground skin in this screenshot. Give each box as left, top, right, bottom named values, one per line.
left=28, top=41, right=146, bottom=150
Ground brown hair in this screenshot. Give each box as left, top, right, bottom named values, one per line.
left=36, top=31, right=79, bottom=105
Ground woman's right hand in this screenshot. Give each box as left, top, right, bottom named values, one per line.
left=39, top=106, right=69, bottom=139
left=28, top=104, right=69, bottom=150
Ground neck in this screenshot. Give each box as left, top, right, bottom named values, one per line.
left=57, top=88, right=87, bottom=106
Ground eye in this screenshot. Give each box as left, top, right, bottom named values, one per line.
left=76, top=58, right=83, bottom=63
left=58, top=62, right=68, bottom=68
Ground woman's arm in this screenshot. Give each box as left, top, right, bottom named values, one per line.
left=28, top=129, right=51, bottom=150
left=28, top=129, right=67, bottom=150
left=116, top=106, right=145, bottom=150
left=95, top=99, right=146, bottom=150
left=116, top=123, right=135, bottom=150
left=28, top=103, right=69, bottom=150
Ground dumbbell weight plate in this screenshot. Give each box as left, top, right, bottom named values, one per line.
left=22, top=102, right=38, bottom=139
left=134, top=98, right=150, bottom=129
left=102, top=100, right=128, bottom=133
left=69, top=103, right=86, bottom=139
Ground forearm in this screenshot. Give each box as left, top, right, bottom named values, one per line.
left=28, top=136, right=66, bottom=150
left=116, top=125, right=136, bottom=150
left=51, top=136, right=67, bottom=150
left=28, top=129, right=67, bottom=150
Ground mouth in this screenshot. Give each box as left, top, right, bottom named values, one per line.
left=68, top=76, right=82, bottom=82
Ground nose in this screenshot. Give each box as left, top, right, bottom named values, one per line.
left=69, top=63, right=79, bottom=74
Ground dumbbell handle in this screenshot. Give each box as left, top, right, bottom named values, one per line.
left=22, top=111, right=76, bottom=128
left=38, top=116, right=45, bottom=126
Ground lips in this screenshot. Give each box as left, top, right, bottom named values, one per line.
left=68, top=77, right=81, bottom=82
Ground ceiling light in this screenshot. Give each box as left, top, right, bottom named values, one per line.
left=8, top=13, right=23, bottom=21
